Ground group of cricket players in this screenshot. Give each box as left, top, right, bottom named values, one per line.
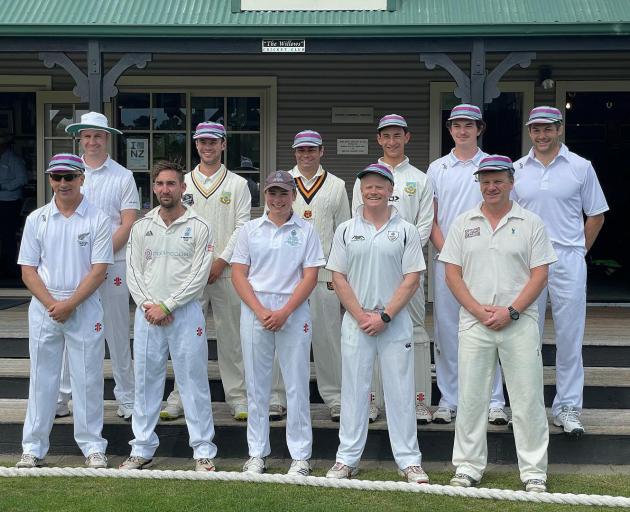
left=14, top=102, right=608, bottom=493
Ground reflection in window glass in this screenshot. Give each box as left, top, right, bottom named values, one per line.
left=132, top=172, right=152, bottom=213
left=228, top=133, right=260, bottom=207
left=45, top=105, right=74, bottom=137
left=227, top=97, right=260, bottom=130
left=191, top=97, right=224, bottom=127
left=153, top=93, right=186, bottom=131
left=117, top=93, right=150, bottom=130
left=153, top=133, right=186, bottom=166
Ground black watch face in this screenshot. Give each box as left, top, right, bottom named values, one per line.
left=381, top=313, right=391, bottom=323
left=509, top=309, right=519, bottom=320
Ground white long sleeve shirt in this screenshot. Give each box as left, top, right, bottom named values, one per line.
left=183, top=165, right=251, bottom=277
left=126, top=205, right=214, bottom=312
left=352, top=157, right=433, bottom=246
left=290, top=165, right=350, bottom=282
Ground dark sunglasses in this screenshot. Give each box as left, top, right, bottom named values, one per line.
left=49, top=173, right=82, bottom=182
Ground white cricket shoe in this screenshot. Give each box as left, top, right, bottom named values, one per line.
left=119, top=455, right=152, bottom=470
left=488, top=407, right=509, bottom=425
left=159, top=403, right=184, bottom=421
left=553, top=405, right=585, bottom=436
left=195, top=458, right=216, bottom=472
left=326, top=462, right=359, bottom=479
left=16, top=453, right=44, bottom=468
left=525, top=479, right=547, bottom=493
left=432, top=407, right=455, bottom=424
left=243, top=456, right=266, bottom=474
left=399, top=465, right=430, bottom=484
left=86, top=452, right=108, bottom=469
left=287, top=459, right=311, bottom=477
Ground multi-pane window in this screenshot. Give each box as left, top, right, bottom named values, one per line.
left=115, top=92, right=261, bottom=211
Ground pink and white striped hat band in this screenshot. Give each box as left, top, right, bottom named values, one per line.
left=292, top=130, right=323, bottom=148
left=448, top=104, right=483, bottom=122
left=193, top=122, right=226, bottom=139
left=474, top=155, right=514, bottom=175
left=357, top=163, right=394, bottom=184
left=526, top=106, right=563, bottom=125
left=46, top=153, right=85, bottom=174
left=377, top=114, right=408, bottom=131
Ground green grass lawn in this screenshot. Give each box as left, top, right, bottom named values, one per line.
left=2, top=470, right=629, bottom=511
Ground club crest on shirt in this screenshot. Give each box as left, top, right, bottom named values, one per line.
left=465, top=227, right=481, bottom=239
left=303, top=209, right=313, bottom=220
left=286, top=229, right=301, bottom=247
left=219, top=191, right=232, bottom=205
left=181, top=227, right=193, bottom=241
left=387, top=230, right=399, bottom=242
left=403, top=182, right=417, bottom=195
left=77, top=232, right=90, bottom=247
left=145, top=249, right=153, bottom=260
left=182, top=193, right=194, bottom=206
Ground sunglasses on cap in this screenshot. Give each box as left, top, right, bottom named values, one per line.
left=49, top=173, right=82, bottom=182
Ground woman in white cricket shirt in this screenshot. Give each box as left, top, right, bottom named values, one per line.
left=231, top=170, right=325, bottom=477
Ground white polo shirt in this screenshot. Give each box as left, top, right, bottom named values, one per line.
left=230, top=212, right=325, bottom=295
left=290, top=165, right=351, bottom=282
left=327, top=206, right=426, bottom=341
left=439, top=201, right=557, bottom=331
left=513, top=144, right=609, bottom=249
left=18, top=196, right=113, bottom=294
left=427, top=148, right=487, bottom=238
left=126, top=205, right=213, bottom=312
left=183, top=165, right=251, bottom=271
left=351, top=157, right=433, bottom=246
left=82, top=155, right=140, bottom=261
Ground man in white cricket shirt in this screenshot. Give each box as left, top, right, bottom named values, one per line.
left=440, top=155, right=556, bottom=493
left=351, top=114, right=434, bottom=424
left=60, top=112, right=138, bottom=420
left=270, top=130, right=350, bottom=422
left=160, top=121, right=251, bottom=422
left=427, top=104, right=507, bottom=425
left=327, top=163, right=429, bottom=484
left=120, top=160, right=216, bottom=472
left=16, top=153, right=112, bottom=469
left=513, top=106, right=609, bottom=436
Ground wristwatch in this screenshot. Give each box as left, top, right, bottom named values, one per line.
left=508, top=306, right=520, bottom=321
left=380, top=312, right=392, bottom=323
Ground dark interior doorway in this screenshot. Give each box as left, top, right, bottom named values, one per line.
left=564, top=90, right=630, bottom=302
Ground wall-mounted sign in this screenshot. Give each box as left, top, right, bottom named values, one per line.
left=243, top=0, right=389, bottom=10
left=262, top=39, right=306, bottom=53
left=332, top=107, right=374, bottom=124
left=127, top=138, right=149, bottom=170
left=337, top=139, right=369, bottom=155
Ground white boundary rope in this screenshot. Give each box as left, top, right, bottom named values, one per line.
left=1, top=467, right=629, bottom=507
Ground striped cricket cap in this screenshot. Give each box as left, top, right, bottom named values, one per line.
left=193, top=121, right=226, bottom=139
left=292, top=130, right=323, bottom=148
left=357, top=163, right=394, bottom=184
left=526, top=106, right=563, bottom=125
left=377, top=114, right=408, bottom=131
left=448, top=104, right=483, bottom=122
left=46, top=153, right=85, bottom=174
left=474, top=154, right=514, bottom=175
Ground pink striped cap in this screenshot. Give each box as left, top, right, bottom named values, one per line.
left=474, top=154, right=514, bottom=175
left=292, top=130, right=322, bottom=148
left=193, top=122, right=226, bottom=139
left=377, top=114, right=408, bottom=131
left=46, top=153, right=85, bottom=174
left=526, top=106, right=563, bottom=125
left=448, top=104, right=483, bottom=122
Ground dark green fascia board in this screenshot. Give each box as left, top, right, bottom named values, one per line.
left=0, top=23, right=628, bottom=38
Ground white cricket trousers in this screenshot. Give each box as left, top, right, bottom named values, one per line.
left=370, top=273, right=432, bottom=410
left=130, top=301, right=217, bottom=460
left=433, top=259, right=505, bottom=411
left=453, top=316, right=548, bottom=483
left=22, top=293, right=107, bottom=459
left=536, top=245, right=586, bottom=416
left=270, top=282, right=342, bottom=409
left=336, top=314, right=422, bottom=470
left=167, top=278, right=247, bottom=410
left=241, top=292, right=312, bottom=461
left=59, top=260, right=135, bottom=407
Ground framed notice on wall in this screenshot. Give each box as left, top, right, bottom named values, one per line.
left=127, top=138, right=149, bottom=170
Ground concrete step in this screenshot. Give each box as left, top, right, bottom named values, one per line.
left=1, top=399, right=629, bottom=465
left=1, top=358, right=629, bottom=408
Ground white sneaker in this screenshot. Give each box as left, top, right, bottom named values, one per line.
left=326, top=462, right=359, bottom=479
left=525, top=479, right=547, bottom=493
left=117, top=403, right=133, bottom=421
left=287, top=459, right=311, bottom=477
left=55, top=402, right=71, bottom=418
left=269, top=404, right=287, bottom=421
left=232, top=404, right=248, bottom=421
left=16, top=453, right=44, bottom=468
left=432, top=407, right=455, bottom=424
left=488, top=407, right=509, bottom=425
left=119, top=455, right=152, bottom=470
left=415, top=401, right=433, bottom=424
left=399, top=465, right=429, bottom=484
left=330, top=404, right=341, bottom=422
left=450, top=473, right=479, bottom=488
left=86, top=452, right=108, bottom=469
left=159, top=403, right=184, bottom=421
left=553, top=405, right=585, bottom=436
left=368, top=391, right=380, bottom=423
left=195, top=458, right=216, bottom=472
left=243, top=456, right=266, bottom=474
